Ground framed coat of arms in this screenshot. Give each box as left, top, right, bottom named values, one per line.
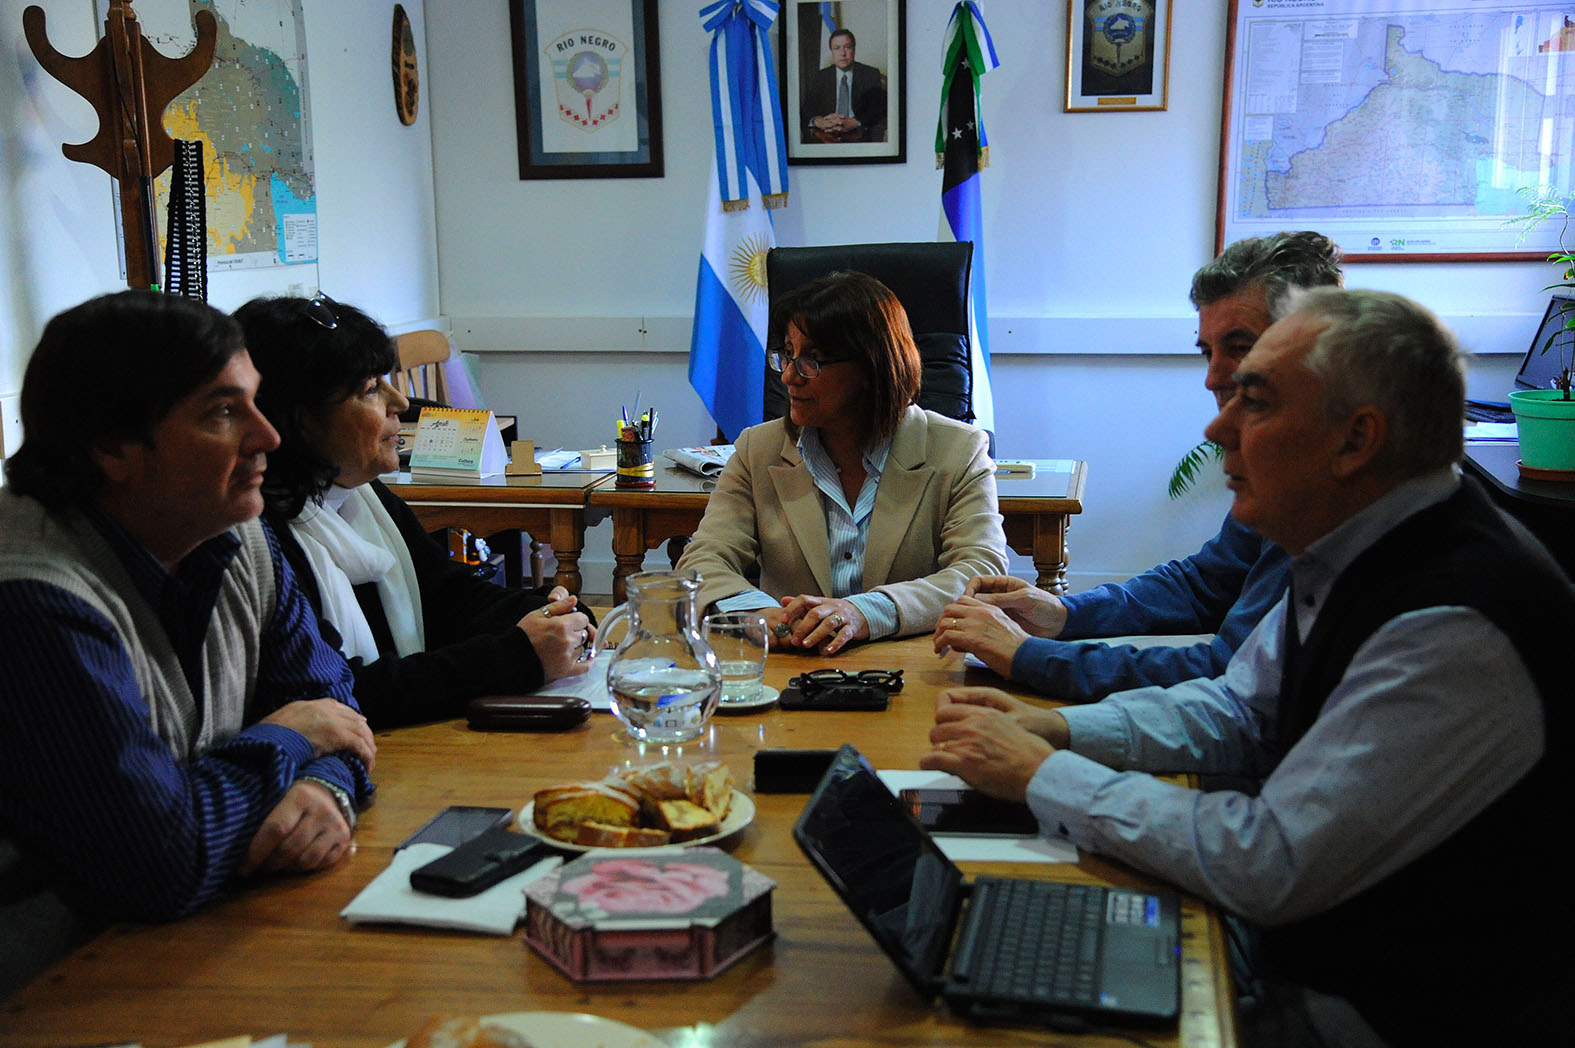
left=1065, top=0, right=1171, bottom=113
left=508, top=0, right=664, bottom=178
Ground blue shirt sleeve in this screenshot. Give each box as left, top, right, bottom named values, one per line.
left=1011, top=516, right=1291, bottom=700
left=1059, top=513, right=1265, bottom=638
left=0, top=579, right=323, bottom=922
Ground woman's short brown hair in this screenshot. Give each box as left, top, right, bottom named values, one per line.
left=772, top=270, right=922, bottom=446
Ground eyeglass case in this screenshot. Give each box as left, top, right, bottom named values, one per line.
left=466, top=694, right=591, bottom=731
left=777, top=683, right=890, bottom=711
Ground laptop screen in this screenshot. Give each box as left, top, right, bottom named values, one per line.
left=793, top=745, right=966, bottom=998
left=1516, top=295, right=1574, bottom=391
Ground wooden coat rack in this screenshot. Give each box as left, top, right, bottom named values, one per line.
left=23, top=0, right=216, bottom=290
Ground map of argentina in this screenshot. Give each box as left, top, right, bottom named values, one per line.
left=139, top=0, right=317, bottom=270
left=1223, top=3, right=1574, bottom=257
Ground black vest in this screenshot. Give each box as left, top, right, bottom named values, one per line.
left=1262, top=478, right=1571, bottom=1045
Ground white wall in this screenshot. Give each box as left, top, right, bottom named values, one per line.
left=425, top=1, right=1535, bottom=589
left=2, top=2, right=1540, bottom=587
left=0, top=0, right=443, bottom=400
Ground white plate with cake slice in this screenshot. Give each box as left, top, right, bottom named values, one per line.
left=518, top=790, right=755, bottom=853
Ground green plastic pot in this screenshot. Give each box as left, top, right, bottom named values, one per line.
left=1509, top=388, right=1575, bottom=470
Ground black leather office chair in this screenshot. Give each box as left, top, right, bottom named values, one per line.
left=763, top=241, right=992, bottom=452
left=667, top=242, right=991, bottom=569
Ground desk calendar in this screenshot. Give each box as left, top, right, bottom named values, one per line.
left=409, top=406, right=507, bottom=480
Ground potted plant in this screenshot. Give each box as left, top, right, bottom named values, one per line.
left=1509, top=190, right=1575, bottom=473
left=1168, top=440, right=1220, bottom=499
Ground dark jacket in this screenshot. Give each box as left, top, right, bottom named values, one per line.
left=801, top=61, right=886, bottom=141
left=272, top=479, right=583, bottom=729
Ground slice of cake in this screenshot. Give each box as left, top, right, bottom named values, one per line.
left=532, top=780, right=639, bottom=843
left=685, top=760, right=735, bottom=820
left=622, top=760, right=690, bottom=801
left=574, top=820, right=672, bottom=848
left=648, top=798, right=720, bottom=842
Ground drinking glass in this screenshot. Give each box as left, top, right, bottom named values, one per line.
left=703, top=611, right=769, bottom=706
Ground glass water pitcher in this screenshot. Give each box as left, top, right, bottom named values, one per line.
left=590, top=570, right=722, bottom=743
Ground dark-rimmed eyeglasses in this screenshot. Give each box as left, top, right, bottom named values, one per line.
left=796, top=668, right=904, bottom=694
left=303, top=291, right=340, bottom=330
left=767, top=349, right=850, bottom=379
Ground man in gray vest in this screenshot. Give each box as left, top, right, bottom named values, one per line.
left=0, top=291, right=376, bottom=995
left=924, top=288, right=1568, bottom=1044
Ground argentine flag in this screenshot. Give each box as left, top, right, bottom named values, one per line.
left=688, top=163, right=774, bottom=441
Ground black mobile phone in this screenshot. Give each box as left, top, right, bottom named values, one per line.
left=398, top=805, right=513, bottom=850
left=408, top=826, right=557, bottom=898
left=897, top=787, right=1039, bottom=837
left=753, top=748, right=840, bottom=793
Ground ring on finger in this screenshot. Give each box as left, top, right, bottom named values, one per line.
left=774, top=622, right=792, bottom=640
left=830, top=613, right=846, bottom=629
left=540, top=606, right=554, bottom=617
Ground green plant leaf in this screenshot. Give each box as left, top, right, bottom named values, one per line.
left=1517, top=187, right=1575, bottom=396
left=1168, top=440, right=1224, bottom=500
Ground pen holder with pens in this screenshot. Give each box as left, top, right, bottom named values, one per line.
left=616, top=437, right=655, bottom=487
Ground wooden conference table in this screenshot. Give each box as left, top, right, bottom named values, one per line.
left=591, top=460, right=1088, bottom=605
left=1, top=638, right=1235, bottom=1048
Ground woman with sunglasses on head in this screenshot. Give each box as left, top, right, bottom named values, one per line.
left=676, top=271, right=1007, bottom=656
left=235, top=294, right=594, bottom=729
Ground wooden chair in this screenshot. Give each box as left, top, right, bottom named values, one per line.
left=392, top=329, right=451, bottom=404
left=391, top=329, right=549, bottom=589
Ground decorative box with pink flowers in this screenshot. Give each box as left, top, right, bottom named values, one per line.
left=523, top=847, right=775, bottom=981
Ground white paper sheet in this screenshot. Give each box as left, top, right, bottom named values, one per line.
left=1464, top=421, right=1519, bottom=442
left=529, top=649, right=614, bottom=710
left=877, top=769, right=1077, bottom=864
left=340, top=842, right=561, bottom=935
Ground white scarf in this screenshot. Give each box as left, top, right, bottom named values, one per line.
left=288, top=485, right=425, bottom=664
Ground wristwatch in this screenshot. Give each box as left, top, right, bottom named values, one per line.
left=300, top=775, right=358, bottom=829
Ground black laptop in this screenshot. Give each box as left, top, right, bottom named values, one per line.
left=793, top=745, right=1180, bottom=1031
left=1515, top=294, right=1574, bottom=392
left=1469, top=294, right=1575, bottom=420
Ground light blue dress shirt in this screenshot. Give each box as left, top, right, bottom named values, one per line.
left=1026, top=468, right=1544, bottom=925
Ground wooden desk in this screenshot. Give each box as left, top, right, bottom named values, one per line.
left=590, top=461, right=1088, bottom=605
left=1, top=638, right=1234, bottom=1048
left=1463, top=442, right=1575, bottom=577
left=384, top=471, right=610, bottom=595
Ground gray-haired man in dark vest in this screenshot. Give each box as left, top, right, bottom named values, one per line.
left=923, top=287, right=1570, bottom=1045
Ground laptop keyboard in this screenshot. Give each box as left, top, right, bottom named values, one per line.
left=954, top=878, right=1106, bottom=1004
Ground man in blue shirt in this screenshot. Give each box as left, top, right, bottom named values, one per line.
left=0, top=292, right=375, bottom=995
left=934, top=232, right=1342, bottom=700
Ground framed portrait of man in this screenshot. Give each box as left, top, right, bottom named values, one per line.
left=781, top=0, right=906, bottom=165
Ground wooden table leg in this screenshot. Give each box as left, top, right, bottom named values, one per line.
left=547, top=509, right=586, bottom=595
left=609, top=507, right=649, bottom=605
left=1032, top=512, right=1071, bottom=595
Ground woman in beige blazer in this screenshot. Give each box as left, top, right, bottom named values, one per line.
left=677, top=271, right=1007, bottom=656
